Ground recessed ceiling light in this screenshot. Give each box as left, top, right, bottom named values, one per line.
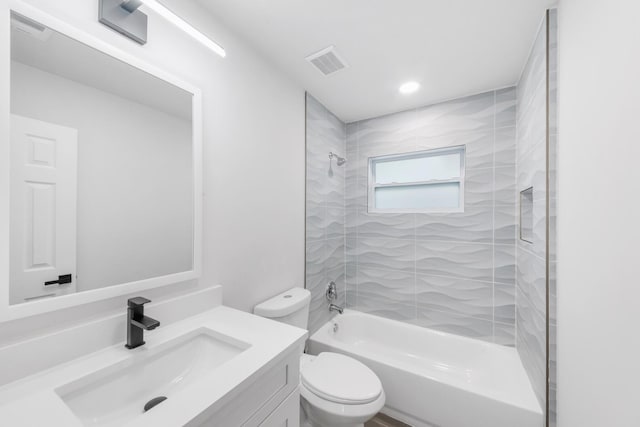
left=399, top=81, right=420, bottom=95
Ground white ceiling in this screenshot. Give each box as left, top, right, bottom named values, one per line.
left=196, top=0, right=556, bottom=122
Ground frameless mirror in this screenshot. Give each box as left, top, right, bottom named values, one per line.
left=8, top=12, right=195, bottom=305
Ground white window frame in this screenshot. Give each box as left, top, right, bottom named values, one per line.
left=368, top=145, right=466, bottom=214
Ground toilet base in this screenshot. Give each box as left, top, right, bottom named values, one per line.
left=301, top=402, right=364, bottom=427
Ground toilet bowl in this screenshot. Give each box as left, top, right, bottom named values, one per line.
left=254, top=288, right=385, bottom=427
left=299, top=353, right=385, bottom=427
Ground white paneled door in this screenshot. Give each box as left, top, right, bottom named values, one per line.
left=10, top=115, right=78, bottom=304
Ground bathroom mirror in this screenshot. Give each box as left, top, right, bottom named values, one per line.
left=0, top=5, right=202, bottom=318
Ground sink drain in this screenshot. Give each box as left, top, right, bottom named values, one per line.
left=143, top=396, right=167, bottom=412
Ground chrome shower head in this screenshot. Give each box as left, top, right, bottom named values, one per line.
left=329, top=152, right=347, bottom=166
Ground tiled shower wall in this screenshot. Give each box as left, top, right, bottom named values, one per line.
left=548, top=9, right=558, bottom=427
left=305, top=94, right=346, bottom=334
left=344, top=89, right=518, bottom=345
left=515, top=9, right=557, bottom=417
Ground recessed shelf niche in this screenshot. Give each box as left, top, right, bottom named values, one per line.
left=520, top=187, right=534, bottom=243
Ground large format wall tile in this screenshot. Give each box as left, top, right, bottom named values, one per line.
left=357, top=212, right=415, bottom=240
left=357, top=237, right=415, bottom=272
left=515, top=11, right=551, bottom=414
left=415, top=130, right=494, bottom=170
left=495, top=87, right=517, bottom=128
left=415, top=241, right=493, bottom=282
left=357, top=293, right=417, bottom=322
left=548, top=9, right=558, bottom=426
left=414, top=306, right=494, bottom=342
left=416, top=274, right=493, bottom=321
left=306, top=94, right=346, bottom=335
left=415, top=206, right=493, bottom=243
left=413, top=91, right=495, bottom=138
left=358, top=267, right=415, bottom=306
left=343, top=88, right=518, bottom=346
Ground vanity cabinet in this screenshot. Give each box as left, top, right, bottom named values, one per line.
left=193, top=350, right=300, bottom=427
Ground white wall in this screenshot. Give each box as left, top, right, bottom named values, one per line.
left=12, top=61, right=193, bottom=293
left=557, top=0, right=640, bottom=425
left=0, top=0, right=303, bottom=342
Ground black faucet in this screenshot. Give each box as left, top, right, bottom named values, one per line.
left=125, top=297, right=160, bottom=349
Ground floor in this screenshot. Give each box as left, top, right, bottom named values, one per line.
left=365, top=413, right=412, bottom=427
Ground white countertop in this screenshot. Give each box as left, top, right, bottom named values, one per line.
left=0, top=306, right=307, bottom=426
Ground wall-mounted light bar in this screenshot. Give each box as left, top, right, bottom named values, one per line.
left=142, top=0, right=226, bottom=58
left=99, top=0, right=226, bottom=58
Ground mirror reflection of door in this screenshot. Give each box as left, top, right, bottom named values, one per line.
left=10, top=114, right=78, bottom=304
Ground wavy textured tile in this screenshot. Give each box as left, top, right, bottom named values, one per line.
left=516, top=245, right=546, bottom=317
left=357, top=237, right=415, bottom=272
left=548, top=10, right=558, bottom=423
left=414, top=130, right=494, bottom=170
left=356, top=294, right=416, bottom=322
left=416, top=241, right=493, bottom=282
left=306, top=206, right=324, bottom=242
left=494, top=281, right=516, bottom=324
left=517, top=25, right=546, bottom=122
left=324, top=238, right=345, bottom=271
left=494, top=243, right=516, bottom=285
left=515, top=20, right=549, bottom=408
left=496, top=87, right=517, bottom=128
left=495, top=126, right=517, bottom=168
left=345, top=172, right=366, bottom=211
left=465, top=167, right=494, bottom=207
left=326, top=207, right=345, bottom=240
left=307, top=87, right=528, bottom=348
left=346, top=264, right=357, bottom=308
left=414, top=206, right=493, bottom=243
left=345, top=209, right=358, bottom=239
left=495, top=205, right=517, bottom=245
left=414, top=307, right=494, bottom=343
left=357, top=267, right=415, bottom=305
left=357, top=211, right=415, bottom=239
left=494, top=321, right=516, bottom=346
left=355, top=109, right=420, bottom=149
left=516, top=289, right=546, bottom=406
left=494, top=166, right=517, bottom=206
left=305, top=94, right=347, bottom=334
left=416, top=274, right=493, bottom=321
left=414, top=91, right=495, bottom=139
left=518, top=99, right=546, bottom=163
left=306, top=240, right=326, bottom=277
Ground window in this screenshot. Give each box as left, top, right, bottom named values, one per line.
left=368, top=146, right=465, bottom=213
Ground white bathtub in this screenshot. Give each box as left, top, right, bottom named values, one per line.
left=308, top=310, right=542, bottom=427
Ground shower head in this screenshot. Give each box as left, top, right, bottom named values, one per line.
left=329, top=152, right=347, bottom=166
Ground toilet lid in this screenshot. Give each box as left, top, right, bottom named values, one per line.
left=301, top=352, right=382, bottom=405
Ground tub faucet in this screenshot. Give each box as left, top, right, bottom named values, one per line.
left=125, top=297, right=160, bottom=349
left=329, top=304, right=344, bottom=314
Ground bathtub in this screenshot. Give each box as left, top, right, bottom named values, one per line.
left=308, top=310, right=542, bottom=427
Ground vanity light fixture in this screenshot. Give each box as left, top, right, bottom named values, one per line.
left=99, top=0, right=226, bottom=57
left=399, top=81, right=420, bottom=95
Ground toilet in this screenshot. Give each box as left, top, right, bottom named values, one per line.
left=254, top=287, right=385, bottom=427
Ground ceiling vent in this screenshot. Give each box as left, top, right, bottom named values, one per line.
left=11, top=13, right=52, bottom=41
left=305, top=46, right=348, bottom=76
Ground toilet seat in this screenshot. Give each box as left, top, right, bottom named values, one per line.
left=300, top=352, right=382, bottom=405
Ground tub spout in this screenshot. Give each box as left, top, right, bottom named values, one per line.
left=329, top=304, right=344, bottom=314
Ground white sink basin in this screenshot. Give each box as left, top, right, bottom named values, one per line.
left=55, top=328, right=250, bottom=426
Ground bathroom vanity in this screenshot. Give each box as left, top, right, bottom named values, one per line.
left=0, top=298, right=306, bottom=426
left=0, top=2, right=307, bottom=425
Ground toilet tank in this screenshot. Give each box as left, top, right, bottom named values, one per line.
left=253, top=287, right=311, bottom=330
